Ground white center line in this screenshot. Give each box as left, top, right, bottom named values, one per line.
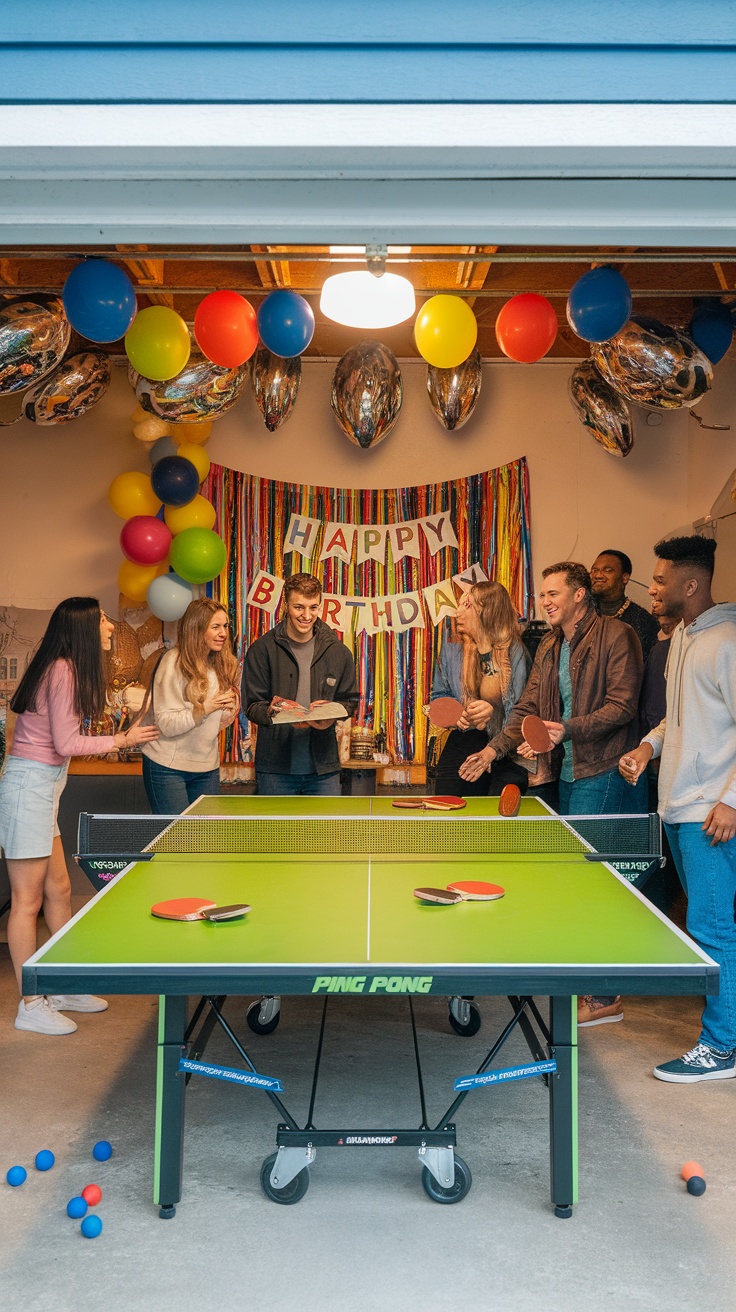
left=366, top=855, right=372, bottom=962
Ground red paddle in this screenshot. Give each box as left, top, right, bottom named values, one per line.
left=521, top=715, right=553, bottom=754
left=498, top=784, right=521, bottom=818
left=446, top=880, right=505, bottom=902
left=392, top=796, right=467, bottom=812
left=151, top=898, right=250, bottom=922
left=413, top=887, right=463, bottom=905
left=427, top=697, right=465, bottom=728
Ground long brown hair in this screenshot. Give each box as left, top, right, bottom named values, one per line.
left=11, top=596, right=106, bottom=722
left=176, top=599, right=239, bottom=713
left=460, top=581, right=519, bottom=700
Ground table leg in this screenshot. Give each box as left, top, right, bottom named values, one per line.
left=154, top=994, right=187, bottom=1218
left=548, top=995, right=578, bottom=1218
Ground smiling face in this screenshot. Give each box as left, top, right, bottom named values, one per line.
left=538, top=572, right=587, bottom=632
left=203, top=609, right=229, bottom=654
left=649, top=558, right=689, bottom=623
left=284, top=591, right=322, bottom=642
left=590, top=553, right=629, bottom=602
left=99, top=610, right=115, bottom=651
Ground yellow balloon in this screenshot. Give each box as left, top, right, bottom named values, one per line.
left=125, top=306, right=191, bottom=382
left=117, top=559, right=162, bottom=604
left=164, top=494, right=217, bottom=535
left=131, top=403, right=148, bottom=423
left=108, top=471, right=161, bottom=520
left=414, top=295, right=478, bottom=369
left=175, top=441, right=210, bottom=482
left=171, top=420, right=212, bottom=445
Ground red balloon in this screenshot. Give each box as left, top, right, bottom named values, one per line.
left=194, top=291, right=258, bottom=368
left=495, top=294, right=558, bottom=363
left=120, top=515, right=172, bottom=566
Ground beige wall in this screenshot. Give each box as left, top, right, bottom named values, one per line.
left=1, top=357, right=735, bottom=615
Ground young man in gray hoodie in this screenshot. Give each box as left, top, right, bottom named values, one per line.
left=620, top=536, right=736, bottom=1082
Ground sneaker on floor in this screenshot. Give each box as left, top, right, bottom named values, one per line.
left=577, top=995, right=624, bottom=1027
left=15, top=997, right=78, bottom=1035
left=48, top=994, right=108, bottom=1013
left=653, top=1042, right=736, bottom=1083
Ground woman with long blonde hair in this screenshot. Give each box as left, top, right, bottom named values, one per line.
left=431, top=580, right=530, bottom=796
left=141, top=598, right=240, bottom=813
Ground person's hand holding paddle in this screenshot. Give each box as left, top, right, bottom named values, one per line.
left=518, top=715, right=563, bottom=759
left=702, top=801, right=736, bottom=846
left=458, top=745, right=497, bottom=782
left=618, top=742, right=653, bottom=785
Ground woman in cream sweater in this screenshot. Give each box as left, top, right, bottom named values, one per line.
left=142, top=598, right=240, bottom=813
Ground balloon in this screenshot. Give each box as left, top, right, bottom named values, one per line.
left=170, top=420, right=212, bottom=444
left=62, top=260, right=137, bottom=343
left=414, top=295, right=478, bottom=370
left=174, top=441, right=210, bottom=483
left=688, top=305, right=733, bottom=365
left=257, top=291, right=315, bottom=357
left=330, top=342, right=403, bottom=449
left=496, top=294, right=558, bottom=363
left=593, top=316, right=713, bottom=409
left=426, top=348, right=482, bottom=431
left=251, top=346, right=301, bottom=431
left=147, top=571, right=194, bottom=622
left=0, top=392, right=23, bottom=426
left=169, top=527, right=226, bottom=585
left=117, top=559, right=162, bottom=604
left=194, top=290, right=258, bottom=368
left=120, top=515, right=172, bottom=565
left=136, top=358, right=249, bottom=423
left=164, top=494, right=217, bottom=535
left=125, top=306, right=190, bottom=381
left=148, top=435, right=178, bottom=466
left=151, top=455, right=200, bottom=507
left=22, top=351, right=111, bottom=425
left=133, top=414, right=170, bottom=443
left=0, top=298, right=71, bottom=396
left=568, top=361, right=634, bottom=457
left=566, top=268, right=633, bottom=344
left=108, top=471, right=161, bottom=520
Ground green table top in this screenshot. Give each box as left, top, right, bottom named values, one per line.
left=183, top=795, right=553, bottom=818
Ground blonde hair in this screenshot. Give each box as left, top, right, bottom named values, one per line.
left=460, top=581, right=519, bottom=700
left=176, top=598, right=239, bottom=713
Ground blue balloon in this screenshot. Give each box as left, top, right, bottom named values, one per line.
left=148, top=435, right=178, bottom=467
left=566, top=268, right=633, bottom=344
left=257, top=291, right=315, bottom=357
left=151, top=456, right=200, bottom=507
left=689, top=306, right=733, bottom=365
left=62, top=260, right=137, bottom=343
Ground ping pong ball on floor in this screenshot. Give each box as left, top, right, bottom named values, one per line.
left=82, top=1184, right=102, bottom=1206
left=35, top=1150, right=55, bottom=1171
left=682, top=1161, right=706, bottom=1195
left=6, top=1166, right=27, bottom=1187
left=66, top=1196, right=88, bottom=1219
left=92, top=1140, right=113, bottom=1162
left=81, top=1215, right=103, bottom=1238
left=681, top=1161, right=704, bottom=1181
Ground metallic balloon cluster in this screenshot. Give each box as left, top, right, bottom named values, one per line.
left=426, top=349, right=483, bottom=431
left=330, top=342, right=403, bottom=449
left=0, top=298, right=113, bottom=425
left=251, top=347, right=301, bottom=431
left=569, top=361, right=633, bottom=458
left=134, top=356, right=250, bottom=423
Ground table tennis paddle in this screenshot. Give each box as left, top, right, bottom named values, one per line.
left=446, top=880, right=505, bottom=902
left=151, top=898, right=251, bottom=922
left=413, top=887, right=464, bottom=905
left=521, top=714, right=553, bottom=754
left=392, top=796, right=467, bottom=811
left=498, top=783, right=521, bottom=818
left=427, top=697, right=465, bottom=728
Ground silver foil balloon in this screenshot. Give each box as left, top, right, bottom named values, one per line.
left=136, top=356, right=250, bottom=422
left=330, top=342, right=403, bottom=449
left=593, top=316, right=713, bottom=410
left=426, top=348, right=482, bottom=431
left=22, top=351, right=111, bottom=425
left=251, top=346, right=301, bottom=431
left=568, top=361, right=634, bottom=458
left=0, top=298, right=71, bottom=396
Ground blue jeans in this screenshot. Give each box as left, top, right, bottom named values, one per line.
left=665, top=821, right=736, bottom=1053
left=558, top=767, right=648, bottom=817
left=142, top=757, right=221, bottom=814
left=257, top=771, right=341, bottom=797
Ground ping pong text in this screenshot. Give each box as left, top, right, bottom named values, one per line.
left=312, top=975, right=433, bottom=995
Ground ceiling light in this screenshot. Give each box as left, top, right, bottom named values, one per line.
left=320, top=246, right=416, bottom=329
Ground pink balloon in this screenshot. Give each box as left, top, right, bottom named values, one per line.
left=120, top=515, right=172, bottom=566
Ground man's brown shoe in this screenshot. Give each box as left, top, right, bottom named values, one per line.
left=577, top=995, right=624, bottom=1027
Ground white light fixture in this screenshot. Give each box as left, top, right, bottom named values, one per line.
left=320, top=245, right=416, bottom=329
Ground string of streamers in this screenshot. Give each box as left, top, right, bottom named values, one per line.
left=204, top=459, right=533, bottom=766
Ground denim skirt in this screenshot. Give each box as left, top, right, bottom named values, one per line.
left=0, top=756, right=69, bottom=858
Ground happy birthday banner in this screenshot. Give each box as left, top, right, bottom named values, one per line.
left=204, top=458, right=533, bottom=767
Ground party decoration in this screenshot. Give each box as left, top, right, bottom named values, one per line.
left=174, top=441, right=210, bottom=483
left=21, top=351, right=110, bottom=425
left=164, top=494, right=217, bottom=535
left=147, top=571, right=194, bottom=622
left=133, top=414, right=171, bottom=443
left=330, top=342, right=403, bottom=449
left=568, top=361, right=634, bottom=457
left=169, top=527, right=227, bottom=585
left=426, top=348, right=482, bottom=431
left=0, top=298, right=71, bottom=395
left=108, top=471, right=161, bottom=520
left=151, top=455, right=201, bottom=507
left=117, top=559, right=162, bottom=604
left=148, top=435, right=178, bottom=466
left=136, top=357, right=249, bottom=423
left=125, top=306, right=190, bottom=382
left=688, top=304, right=733, bottom=366
left=252, top=346, right=301, bottom=431
left=170, top=420, right=212, bottom=444
left=0, top=392, right=23, bottom=426
left=414, top=295, right=478, bottom=370
left=257, top=290, right=315, bottom=357
left=104, top=620, right=143, bottom=691
left=120, top=515, right=172, bottom=565
left=194, top=290, right=258, bottom=368
left=593, top=316, right=713, bottom=409
left=566, top=268, right=633, bottom=344
left=496, top=294, right=558, bottom=363
left=62, top=259, right=137, bottom=343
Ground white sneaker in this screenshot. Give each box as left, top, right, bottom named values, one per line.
left=15, top=997, right=78, bottom=1035
left=48, top=994, right=108, bottom=1013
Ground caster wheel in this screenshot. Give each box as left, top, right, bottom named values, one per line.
left=448, top=1002, right=481, bottom=1037
left=260, top=1152, right=310, bottom=1205
left=247, top=999, right=281, bottom=1035
left=421, top=1154, right=472, bottom=1204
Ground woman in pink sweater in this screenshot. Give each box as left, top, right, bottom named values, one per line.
left=0, top=596, right=159, bottom=1036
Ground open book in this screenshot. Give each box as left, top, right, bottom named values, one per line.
left=271, top=700, right=348, bottom=725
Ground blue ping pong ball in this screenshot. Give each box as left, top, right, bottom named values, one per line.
left=35, top=1150, right=55, bottom=1171
left=81, top=1214, right=103, bottom=1239
left=92, top=1140, right=112, bottom=1162
left=67, top=1196, right=88, bottom=1219
left=6, top=1166, right=27, bottom=1187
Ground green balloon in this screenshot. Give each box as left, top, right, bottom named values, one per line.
left=169, top=527, right=226, bottom=585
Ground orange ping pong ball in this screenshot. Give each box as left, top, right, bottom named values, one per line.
left=82, top=1183, right=102, bottom=1206
left=681, top=1161, right=704, bottom=1182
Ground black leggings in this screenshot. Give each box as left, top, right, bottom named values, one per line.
left=435, top=728, right=529, bottom=798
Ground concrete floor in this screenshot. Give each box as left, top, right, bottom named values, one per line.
left=1, top=944, right=735, bottom=1312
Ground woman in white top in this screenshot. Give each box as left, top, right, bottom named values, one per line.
left=141, top=598, right=240, bottom=814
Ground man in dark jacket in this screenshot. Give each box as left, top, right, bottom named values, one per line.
left=591, top=549, right=659, bottom=659
left=242, top=573, right=359, bottom=795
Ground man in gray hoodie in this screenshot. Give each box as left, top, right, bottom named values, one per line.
left=620, top=536, right=736, bottom=1082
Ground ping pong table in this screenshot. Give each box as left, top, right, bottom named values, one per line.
left=23, top=795, right=717, bottom=1218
